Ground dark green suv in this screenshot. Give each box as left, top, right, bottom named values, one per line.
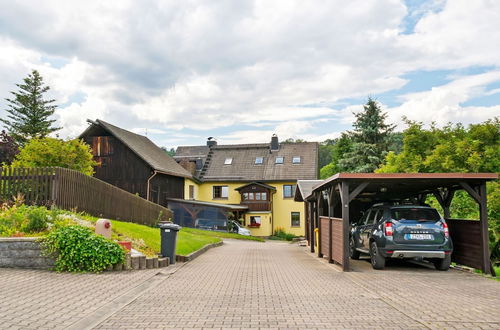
left=350, top=204, right=453, bottom=270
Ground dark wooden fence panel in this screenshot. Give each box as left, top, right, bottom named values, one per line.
left=319, top=216, right=345, bottom=267
left=1, top=167, right=171, bottom=226
left=320, top=216, right=330, bottom=260
left=0, top=167, right=56, bottom=206
left=331, top=217, right=344, bottom=267
left=447, top=219, right=484, bottom=270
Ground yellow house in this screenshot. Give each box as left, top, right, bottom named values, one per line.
left=174, top=135, right=319, bottom=236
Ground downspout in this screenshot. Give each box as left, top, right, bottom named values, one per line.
left=271, top=189, right=277, bottom=235
left=146, top=170, right=158, bottom=202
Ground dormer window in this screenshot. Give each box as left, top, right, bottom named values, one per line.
left=292, top=156, right=301, bottom=164
left=275, top=156, right=284, bottom=164
left=255, top=157, right=263, bottom=164
left=224, top=158, right=233, bottom=165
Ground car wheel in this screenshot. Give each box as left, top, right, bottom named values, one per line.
left=370, top=241, right=385, bottom=270
left=350, top=237, right=360, bottom=260
left=433, top=254, right=451, bottom=271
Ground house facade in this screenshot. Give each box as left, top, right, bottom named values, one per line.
left=175, top=135, right=319, bottom=236
left=80, top=119, right=193, bottom=207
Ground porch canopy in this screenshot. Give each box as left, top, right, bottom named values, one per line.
left=166, top=198, right=248, bottom=229
left=297, top=173, right=498, bottom=275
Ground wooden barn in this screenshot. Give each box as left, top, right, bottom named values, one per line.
left=79, top=119, right=193, bottom=207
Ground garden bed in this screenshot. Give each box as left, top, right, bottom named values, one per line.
left=0, top=204, right=263, bottom=271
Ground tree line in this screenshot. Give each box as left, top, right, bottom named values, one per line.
left=317, top=98, right=499, bottom=250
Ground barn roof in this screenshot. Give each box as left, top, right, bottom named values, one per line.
left=81, top=119, right=193, bottom=179
left=175, top=141, right=319, bottom=182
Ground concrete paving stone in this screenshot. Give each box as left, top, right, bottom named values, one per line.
left=2, top=240, right=500, bottom=329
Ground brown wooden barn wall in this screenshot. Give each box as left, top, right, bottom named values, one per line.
left=82, top=134, right=184, bottom=207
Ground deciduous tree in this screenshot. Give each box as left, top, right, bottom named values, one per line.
left=12, top=138, right=96, bottom=176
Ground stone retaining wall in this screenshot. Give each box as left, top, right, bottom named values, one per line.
left=0, top=237, right=55, bottom=269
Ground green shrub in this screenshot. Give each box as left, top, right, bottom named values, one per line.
left=269, top=228, right=296, bottom=241
left=24, top=207, right=49, bottom=233
left=0, top=205, right=28, bottom=235
left=39, top=225, right=125, bottom=272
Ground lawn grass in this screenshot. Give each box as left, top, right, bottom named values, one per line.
left=108, top=220, right=263, bottom=257
left=109, top=220, right=219, bottom=256
left=181, top=227, right=265, bottom=242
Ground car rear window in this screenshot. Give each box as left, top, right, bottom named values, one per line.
left=391, top=208, right=441, bottom=221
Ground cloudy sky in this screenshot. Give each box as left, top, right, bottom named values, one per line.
left=0, top=0, right=499, bottom=148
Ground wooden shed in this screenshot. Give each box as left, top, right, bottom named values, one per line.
left=80, top=119, right=193, bottom=207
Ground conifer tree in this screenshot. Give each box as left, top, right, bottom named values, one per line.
left=339, top=97, right=394, bottom=172
left=1, top=70, right=60, bottom=145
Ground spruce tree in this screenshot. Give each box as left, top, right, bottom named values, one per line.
left=339, top=97, right=394, bottom=172
left=1, top=70, right=61, bottom=145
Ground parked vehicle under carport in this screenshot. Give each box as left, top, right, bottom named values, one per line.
left=350, top=204, right=453, bottom=270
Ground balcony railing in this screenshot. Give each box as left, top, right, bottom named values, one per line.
left=240, top=201, right=271, bottom=212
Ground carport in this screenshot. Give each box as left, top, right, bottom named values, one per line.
left=295, top=173, right=498, bottom=275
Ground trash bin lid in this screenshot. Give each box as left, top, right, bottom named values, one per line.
left=158, top=222, right=182, bottom=231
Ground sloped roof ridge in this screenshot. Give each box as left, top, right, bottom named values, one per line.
left=95, top=119, right=193, bottom=179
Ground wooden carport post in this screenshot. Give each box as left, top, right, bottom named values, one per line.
left=309, top=201, right=315, bottom=253
left=459, top=181, right=494, bottom=275
left=327, top=186, right=335, bottom=263
left=433, top=188, right=455, bottom=219
left=316, top=191, right=323, bottom=258
left=339, top=182, right=350, bottom=270
left=339, top=181, right=369, bottom=271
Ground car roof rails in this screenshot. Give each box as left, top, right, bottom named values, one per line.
left=371, top=202, right=392, bottom=207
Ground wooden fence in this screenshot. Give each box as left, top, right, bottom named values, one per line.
left=319, top=216, right=345, bottom=269
left=0, top=167, right=172, bottom=226
left=446, top=219, right=484, bottom=270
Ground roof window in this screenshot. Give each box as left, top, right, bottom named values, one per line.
left=255, top=157, right=263, bottom=164
left=275, top=156, right=284, bottom=164
left=224, top=158, right=233, bottom=165
left=292, top=156, right=301, bottom=164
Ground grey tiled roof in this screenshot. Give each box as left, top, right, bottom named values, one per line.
left=295, top=180, right=324, bottom=201
left=84, top=120, right=193, bottom=179
left=176, top=141, right=319, bottom=182
left=174, top=145, right=210, bottom=158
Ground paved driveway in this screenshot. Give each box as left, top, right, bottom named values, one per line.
left=1, top=240, right=499, bottom=329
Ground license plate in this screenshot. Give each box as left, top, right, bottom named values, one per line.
left=405, top=234, right=433, bottom=240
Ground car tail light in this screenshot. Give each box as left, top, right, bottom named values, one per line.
left=384, top=222, right=393, bottom=236
left=442, top=221, right=449, bottom=238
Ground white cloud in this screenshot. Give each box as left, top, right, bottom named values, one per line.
left=387, top=71, right=500, bottom=127
left=0, top=0, right=499, bottom=147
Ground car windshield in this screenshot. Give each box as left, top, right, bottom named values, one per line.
left=391, top=208, right=440, bottom=221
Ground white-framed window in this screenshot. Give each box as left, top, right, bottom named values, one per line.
left=189, top=185, right=195, bottom=199
left=292, top=156, right=301, bottom=164
left=275, top=156, right=284, bottom=164
left=283, top=184, right=296, bottom=198
left=255, top=157, right=263, bottom=164
left=213, top=185, right=229, bottom=199
left=224, top=158, right=233, bottom=165
left=249, top=216, right=261, bottom=226
left=291, top=212, right=300, bottom=227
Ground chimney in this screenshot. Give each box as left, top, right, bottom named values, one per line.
left=207, top=137, right=217, bottom=148
left=270, top=134, right=279, bottom=151
left=178, top=159, right=197, bottom=175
